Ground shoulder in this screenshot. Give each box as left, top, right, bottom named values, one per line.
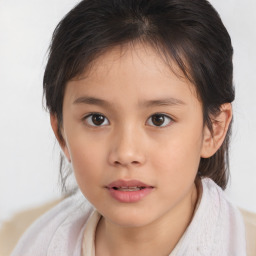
left=11, top=191, right=94, bottom=256
left=201, top=178, right=244, bottom=226
left=176, top=178, right=246, bottom=256
left=201, top=178, right=246, bottom=254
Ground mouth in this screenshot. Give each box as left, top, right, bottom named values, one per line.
left=112, top=186, right=148, bottom=191
left=107, top=179, right=153, bottom=190
left=106, top=180, right=154, bottom=203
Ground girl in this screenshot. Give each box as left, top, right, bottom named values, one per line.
left=11, top=0, right=246, bottom=255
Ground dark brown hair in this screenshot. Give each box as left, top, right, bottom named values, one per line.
left=44, top=0, right=234, bottom=191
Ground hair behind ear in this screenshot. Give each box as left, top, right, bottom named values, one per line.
left=198, top=104, right=233, bottom=189
left=50, top=114, right=64, bottom=145
left=198, top=143, right=229, bottom=189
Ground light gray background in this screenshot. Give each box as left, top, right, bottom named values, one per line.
left=0, top=0, right=256, bottom=226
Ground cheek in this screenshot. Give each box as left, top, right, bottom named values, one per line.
left=152, top=144, right=199, bottom=206
left=67, top=139, right=105, bottom=188
left=151, top=130, right=202, bottom=184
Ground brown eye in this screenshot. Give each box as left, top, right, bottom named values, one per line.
left=147, top=114, right=172, bottom=127
left=85, top=113, right=109, bottom=126
left=152, top=114, right=164, bottom=126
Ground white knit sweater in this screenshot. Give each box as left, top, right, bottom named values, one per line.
left=11, top=178, right=246, bottom=256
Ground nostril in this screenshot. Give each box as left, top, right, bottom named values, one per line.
left=108, top=144, right=146, bottom=166
left=113, top=160, right=140, bottom=166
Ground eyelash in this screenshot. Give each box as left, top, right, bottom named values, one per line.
left=146, top=113, right=173, bottom=127
left=83, top=113, right=110, bottom=127
left=82, top=113, right=173, bottom=127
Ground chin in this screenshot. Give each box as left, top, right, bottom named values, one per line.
left=102, top=207, right=157, bottom=228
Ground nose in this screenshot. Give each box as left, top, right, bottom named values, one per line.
left=108, top=126, right=146, bottom=167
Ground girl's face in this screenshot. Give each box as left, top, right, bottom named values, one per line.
left=60, top=44, right=209, bottom=228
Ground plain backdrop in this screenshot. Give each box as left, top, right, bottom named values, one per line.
left=0, top=0, right=256, bottom=227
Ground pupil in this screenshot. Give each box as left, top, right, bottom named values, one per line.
left=92, top=114, right=104, bottom=125
left=152, top=114, right=164, bottom=126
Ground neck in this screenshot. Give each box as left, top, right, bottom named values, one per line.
left=95, top=182, right=199, bottom=256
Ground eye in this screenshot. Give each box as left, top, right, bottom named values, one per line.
left=84, top=113, right=109, bottom=127
left=146, top=114, right=172, bottom=127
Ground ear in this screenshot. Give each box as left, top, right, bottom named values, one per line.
left=201, top=103, right=232, bottom=158
left=50, top=114, right=71, bottom=162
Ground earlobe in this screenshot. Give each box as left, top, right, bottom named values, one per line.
left=201, top=103, right=232, bottom=158
left=50, top=114, right=71, bottom=162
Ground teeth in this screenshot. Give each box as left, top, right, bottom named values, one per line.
left=114, top=186, right=144, bottom=191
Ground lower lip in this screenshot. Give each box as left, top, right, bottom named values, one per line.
left=107, top=188, right=153, bottom=203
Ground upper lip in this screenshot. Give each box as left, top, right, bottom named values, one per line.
left=106, top=179, right=153, bottom=189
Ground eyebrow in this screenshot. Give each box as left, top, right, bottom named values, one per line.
left=73, top=96, right=111, bottom=107
left=73, top=96, right=185, bottom=108
left=141, top=98, right=186, bottom=107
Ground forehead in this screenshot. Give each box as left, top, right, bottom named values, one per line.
left=65, top=43, right=199, bottom=106
left=80, top=43, right=186, bottom=79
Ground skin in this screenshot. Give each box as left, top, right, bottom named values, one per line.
left=51, top=43, right=232, bottom=256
